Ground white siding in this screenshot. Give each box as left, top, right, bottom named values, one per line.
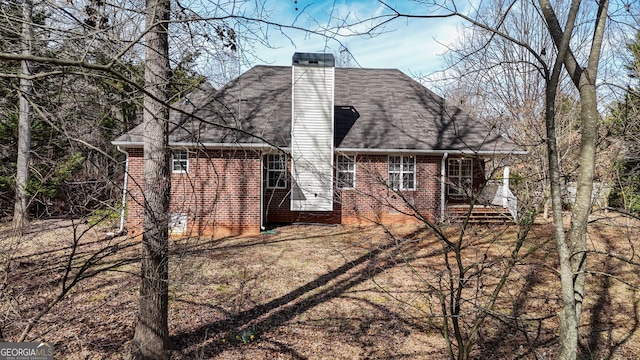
left=290, top=65, right=334, bottom=211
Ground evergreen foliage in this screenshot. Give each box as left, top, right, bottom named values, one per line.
left=608, top=32, right=640, bottom=214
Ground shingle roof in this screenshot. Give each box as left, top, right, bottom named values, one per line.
left=114, top=65, right=522, bottom=154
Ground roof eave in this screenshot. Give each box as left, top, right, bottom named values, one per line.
left=112, top=141, right=527, bottom=156
left=111, top=140, right=285, bottom=151
left=335, top=148, right=528, bottom=156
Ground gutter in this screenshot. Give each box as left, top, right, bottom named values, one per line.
left=111, top=140, right=528, bottom=157
left=111, top=141, right=527, bottom=157
left=111, top=140, right=282, bottom=150
left=337, top=148, right=528, bottom=156
left=115, top=146, right=129, bottom=235
left=441, top=152, right=448, bottom=220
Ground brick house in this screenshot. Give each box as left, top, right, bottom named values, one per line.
left=113, top=53, right=524, bottom=238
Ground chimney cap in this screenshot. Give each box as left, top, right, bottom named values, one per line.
left=292, top=52, right=335, bottom=67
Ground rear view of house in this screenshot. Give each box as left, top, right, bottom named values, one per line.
left=112, top=53, right=524, bottom=238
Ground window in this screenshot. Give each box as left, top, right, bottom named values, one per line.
left=267, top=154, right=287, bottom=189
left=388, top=156, right=415, bottom=190
left=172, top=150, right=189, bottom=173
left=169, top=213, right=187, bottom=234
left=448, top=158, right=473, bottom=196
left=336, top=155, right=355, bottom=189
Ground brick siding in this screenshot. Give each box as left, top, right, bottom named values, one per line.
left=126, top=148, right=262, bottom=238
left=264, top=154, right=441, bottom=226
left=125, top=150, right=445, bottom=238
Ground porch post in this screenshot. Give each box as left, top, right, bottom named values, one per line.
left=503, top=163, right=510, bottom=208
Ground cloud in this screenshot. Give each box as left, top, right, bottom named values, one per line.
left=243, top=0, right=464, bottom=76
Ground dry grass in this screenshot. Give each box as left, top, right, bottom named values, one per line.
left=1, top=212, right=640, bottom=359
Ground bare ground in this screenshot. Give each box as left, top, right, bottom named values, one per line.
left=1, top=212, right=640, bottom=359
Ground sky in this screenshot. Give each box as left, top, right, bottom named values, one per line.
left=242, top=0, right=465, bottom=77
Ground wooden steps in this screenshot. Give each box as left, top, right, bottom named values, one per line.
left=446, top=206, right=515, bottom=224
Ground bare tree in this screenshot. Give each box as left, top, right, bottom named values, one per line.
left=0, top=0, right=367, bottom=357
left=13, top=0, right=33, bottom=230
left=129, top=0, right=171, bottom=357
left=432, top=0, right=614, bottom=196
left=330, top=0, right=628, bottom=358
left=609, top=32, right=640, bottom=214
left=539, top=1, right=610, bottom=358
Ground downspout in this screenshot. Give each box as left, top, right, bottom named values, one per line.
left=116, top=146, right=129, bottom=234
left=441, top=152, right=448, bottom=220
left=260, top=154, right=265, bottom=231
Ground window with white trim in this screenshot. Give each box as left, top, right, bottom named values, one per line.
left=388, top=156, right=415, bottom=190
left=448, top=158, right=473, bottom=196
left=267, top=154, right=287, bottom=189
left=336, top=155, right=355, bottom=189
left=172, top=149, right=189, bottom=173
left=169, top=213, right=187, bottom=233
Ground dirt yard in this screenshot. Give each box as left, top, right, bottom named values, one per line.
left=2, top=212, right=640, bottom=359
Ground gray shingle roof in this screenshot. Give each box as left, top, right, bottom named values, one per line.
left=113, top=65, right=522, bottom=154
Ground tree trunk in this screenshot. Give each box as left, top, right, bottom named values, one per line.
left=567, top=76, right=598, bottom=312
left=13, top=0, right=33, bottom=230
left=130, top=0, right=171, bottom=357
left=552, top=76, right=600, bottom=360
left=539, top=0, right=608, bottom=357
left=547, top=82, right=580, bottom=359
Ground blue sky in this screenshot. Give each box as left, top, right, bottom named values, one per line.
left=244, top=0, right=464, bottom=77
